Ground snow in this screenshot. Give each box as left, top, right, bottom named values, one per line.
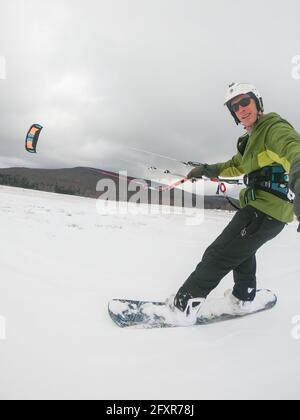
left=0, top=185, right=299, bottom=400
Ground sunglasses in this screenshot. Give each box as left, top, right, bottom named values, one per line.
left=230, top=97, right=252, bottom=113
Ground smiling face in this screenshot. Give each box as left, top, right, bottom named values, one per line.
left=230, top=94, right=260, bottom=130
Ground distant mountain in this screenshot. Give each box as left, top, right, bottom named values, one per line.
left=0, top=167, right=239, bottom=210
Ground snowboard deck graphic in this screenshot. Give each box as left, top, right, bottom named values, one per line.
left=108, top=289, right=277, bottom=329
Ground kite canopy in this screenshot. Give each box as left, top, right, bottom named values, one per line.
left=25, top=124, right=43, bottom=153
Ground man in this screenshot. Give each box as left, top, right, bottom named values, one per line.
left=169, top=83, right=300, bottom=325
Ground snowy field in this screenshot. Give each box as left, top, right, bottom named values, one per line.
left=0, top=185, right=299, bottom=400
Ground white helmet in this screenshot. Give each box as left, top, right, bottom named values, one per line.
left=224, top=83, right=264, bottom=125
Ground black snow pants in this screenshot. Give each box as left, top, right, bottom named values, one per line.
left=176, top=205, right=286, bottom=306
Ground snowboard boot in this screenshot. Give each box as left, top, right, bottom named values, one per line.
left=166, top=293, right=205, bottom=326
left=202, top=289, right=254, bottom=318
left=226, top=290, right=254, bottom=315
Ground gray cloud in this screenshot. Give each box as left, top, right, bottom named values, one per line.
left=0, top=0, right=300, bottom=179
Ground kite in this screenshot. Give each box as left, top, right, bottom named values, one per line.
left=25, top=124, right=43, bottom=153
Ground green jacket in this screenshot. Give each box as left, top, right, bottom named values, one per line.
left=215, top=113, right=300, bottom=223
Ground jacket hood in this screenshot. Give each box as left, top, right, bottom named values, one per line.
left=254, top=113, right=294, bottom=132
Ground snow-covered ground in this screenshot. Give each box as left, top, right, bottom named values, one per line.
left=0, top=185, right=299, bottom=400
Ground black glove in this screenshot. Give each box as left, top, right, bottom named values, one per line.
left=187, top=163, right=220, bottom=180
left=293, top=179, right=300, bottom=221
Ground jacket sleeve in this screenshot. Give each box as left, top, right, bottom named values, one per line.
left=265, top=121, right=300, bottom=190
left=215, top=152, right=245, bottom=177
left=290, top=161, right=300, bottom=191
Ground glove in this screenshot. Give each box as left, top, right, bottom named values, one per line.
left=187, top=163, right=220, bottom=180
left=293, top=179, right=300, bottom=222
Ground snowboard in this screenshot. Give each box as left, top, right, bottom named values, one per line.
left=108, top=289, right=277, bottom=329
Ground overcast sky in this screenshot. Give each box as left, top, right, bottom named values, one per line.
left=0, top=0, right=300, bottom=180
